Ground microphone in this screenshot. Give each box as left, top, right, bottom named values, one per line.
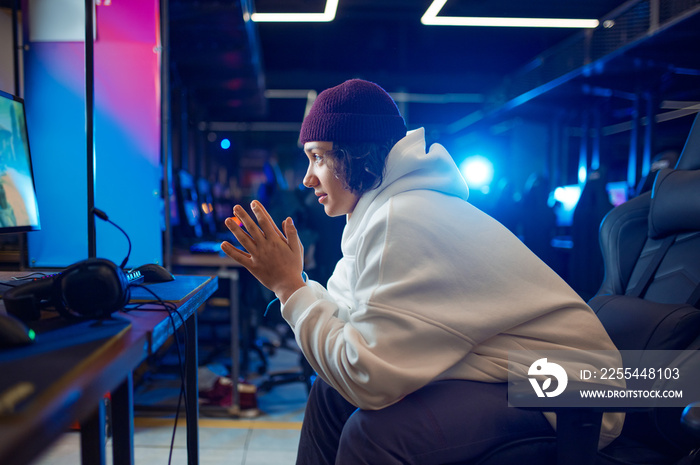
left=92, top=207, right=132, bottom=269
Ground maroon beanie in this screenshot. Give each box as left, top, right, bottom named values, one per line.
left=299, top=79, right=407, bottom=144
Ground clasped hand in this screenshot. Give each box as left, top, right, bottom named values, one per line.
left=220, top=200, right=306, bottom=305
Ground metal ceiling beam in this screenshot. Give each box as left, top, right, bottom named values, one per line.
left=449, top=0, right=700, bottom=134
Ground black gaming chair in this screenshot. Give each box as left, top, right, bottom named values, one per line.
left=469, top=113, right=700, bottom=465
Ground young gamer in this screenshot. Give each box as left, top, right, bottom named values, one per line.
left=221, top=79, right=623, bottom=464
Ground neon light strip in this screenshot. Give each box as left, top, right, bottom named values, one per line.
left=251, top=0, right=339, bottom=22
left=421, top=0, right=599, bottom=28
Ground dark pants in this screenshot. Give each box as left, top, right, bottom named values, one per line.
left=296, top=378, right=554, bottom=465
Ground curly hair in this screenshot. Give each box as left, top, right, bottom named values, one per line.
left=325, top=139, right=398, bottom=196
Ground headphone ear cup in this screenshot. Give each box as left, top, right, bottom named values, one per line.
left=58, top=258, right=129, bottom=319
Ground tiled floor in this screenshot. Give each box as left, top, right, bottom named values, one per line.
left=31, top=323, right=309, bottom=465
left=32, top=414, right=303, bottom=465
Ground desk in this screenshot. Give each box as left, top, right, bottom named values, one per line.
left=0, top=273, right=217, bottom=465
left=172, top=251, right=244, bottom=415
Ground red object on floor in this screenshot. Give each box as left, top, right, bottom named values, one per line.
left=198, top=377, right=258, bottom=410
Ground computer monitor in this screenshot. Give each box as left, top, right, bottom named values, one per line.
left=196, top=177, right=218, bottom=237
left=0, top=90, right=41, bottom=233
left=606, top=181, right=630, bottom=207
left=174, top=169, right=202, bottom=239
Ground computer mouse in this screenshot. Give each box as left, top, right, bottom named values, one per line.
left=0, top=313, right=35, bottom=348
left=133, top=263, right=175, bottom=283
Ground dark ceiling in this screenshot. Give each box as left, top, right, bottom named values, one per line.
left=3, top=0, right=697, bottom=149
left=167, top=0, right=700, bottom=145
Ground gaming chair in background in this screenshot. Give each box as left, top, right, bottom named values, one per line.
left=583, top=114, right=700, bottom=463
left=585, top=171, right=700, bottom=464
left=634, top=149, right=680, bottom=197
left=595, top=112, right=700, bottom=303
left=463, top=113, right=700, bottom=465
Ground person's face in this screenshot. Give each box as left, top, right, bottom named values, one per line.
left=303, top=141, right=359, bottom=217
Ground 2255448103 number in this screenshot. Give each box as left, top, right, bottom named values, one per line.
left=598, top=367, right=680, bottom=380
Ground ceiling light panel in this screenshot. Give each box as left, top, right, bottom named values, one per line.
left=421, top=0, right=599, bottom=28
left=251, top=0, right=338, bottom=22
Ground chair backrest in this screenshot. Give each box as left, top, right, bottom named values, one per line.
left=592, top=168, right=700, bottom=354
left=596, top=112, right=700, bottom=309
left=589, top=115, right=700, bottom=458
left=676, top=113, right=700, bottom=171
left=593, top=168, right=700, bottom=346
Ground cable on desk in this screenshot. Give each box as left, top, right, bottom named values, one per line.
left=124, top=285, right=188, bottom=465
left=0, top=272, right=54, bottom=288
left=9, top=272, right=52, bottom=281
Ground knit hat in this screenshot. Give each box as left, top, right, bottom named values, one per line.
left=299, top=79, right=407, bottom=144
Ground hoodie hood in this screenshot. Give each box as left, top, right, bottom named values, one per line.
left=345, top=128, right=469, bottom=238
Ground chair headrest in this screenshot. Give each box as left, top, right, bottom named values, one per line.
left=649, top=168, right=700, bottom=239
left=676, top=113, right=700, bottom=170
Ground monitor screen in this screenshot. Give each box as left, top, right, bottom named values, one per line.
left=175, top=169, right=202, bottom=239
left=606, top=181, right=629, bottom=207
left=0, top=90, right=41, bottom=233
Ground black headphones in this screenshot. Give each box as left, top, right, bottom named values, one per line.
left=3, top=258, right=130, bottom=322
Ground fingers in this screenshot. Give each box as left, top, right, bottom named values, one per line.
left=232, top=201, right=288, bottom=246
left=225, top=202, right=298, bottom=259
left=220, top=241, right=252, bottom=266
left=250, top=201, right=275, bottom=238
left=251, top=200, right=287, bottom=242
left=225, top=215, right=256, bottom=252
left=233, top=205, right=265, bottom=242
left=283, top=217, right=303, bottom=257
left=221, top=209, right=305, bottom=298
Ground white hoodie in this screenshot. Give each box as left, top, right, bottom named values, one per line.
left=282, top=128, right=623, bottom=447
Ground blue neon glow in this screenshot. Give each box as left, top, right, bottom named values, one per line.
left=459, top=155, right=494, bottom=189
left=551, top=184, right=582, bottom=227
left=553, top=185, right=582, bottom=211
left=220, top=138, right=231, bottom=150
left=578, top=165, right=587, bottom=184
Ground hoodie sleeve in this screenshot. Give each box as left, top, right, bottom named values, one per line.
left=281, top=196, right=487, bottom=410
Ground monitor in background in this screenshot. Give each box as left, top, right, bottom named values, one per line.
left=0, top=90, right=41, bottom=233
left=606, top=181, right=630, bottom=207
left=196, top=176, right=218, bottom=237
left=174, top=169, right=202, bottom=240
